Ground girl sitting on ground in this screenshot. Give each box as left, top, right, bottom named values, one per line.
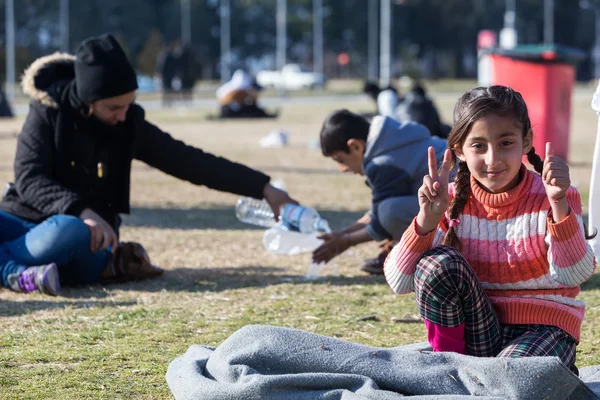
left=384, top=85, right=596, bottom=372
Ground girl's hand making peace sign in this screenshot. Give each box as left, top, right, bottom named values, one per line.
left=416, top=147, right=453, bottom=235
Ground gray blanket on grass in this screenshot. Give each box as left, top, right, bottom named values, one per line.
left=166, top=325, right=600, bottom=400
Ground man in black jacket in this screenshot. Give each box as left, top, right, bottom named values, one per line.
left=0, top=34, right=295, bottom=295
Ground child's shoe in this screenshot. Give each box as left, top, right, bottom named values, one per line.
left=359, top=256, right=385, bottom=275
left=359, top=239, right=397, bottom=275
left=7, top=263, right=60, bottom=295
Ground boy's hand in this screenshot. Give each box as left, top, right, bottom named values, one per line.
left=416, top=147, right=452, bottom=234
left=542, top=142, right=570, bottom=203
left=312, top=232, right=350, bottom=264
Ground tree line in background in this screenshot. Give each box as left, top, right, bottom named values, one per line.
left=0, top=0, right=598, bottom=83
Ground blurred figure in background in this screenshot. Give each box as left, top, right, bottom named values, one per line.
left=216, top=70, right=278, bottom=119
left=362, top=80, right=450, bottom=139
left=171, top=40, right=195, bottom=103
left=362, top=81, right=399, bottom=118
left=155, top=39, right=196, bottom=107
left=396, top=84, right=451, bottom=139
left=0, top=87, right=13, bottom=118
left=155, top=43, right=176, bottom=107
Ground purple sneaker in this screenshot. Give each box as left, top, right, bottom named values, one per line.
left=7, top=263, right=60, bottom=295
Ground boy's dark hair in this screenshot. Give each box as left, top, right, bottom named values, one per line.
left=362, top=81, right=381, bottom=101
left=320, top=109, right=370, bottom=156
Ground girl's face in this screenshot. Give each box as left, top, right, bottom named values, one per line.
left=454, top=113, right=532, bottom=194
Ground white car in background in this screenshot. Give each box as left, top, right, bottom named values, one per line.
left=256, top=64, right=326, bottom=90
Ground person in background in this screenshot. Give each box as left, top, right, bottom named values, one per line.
left=155, top=39, right=196, bottom=107
left=313, top=109, right=447, bottom=274
left=155, top=43, right=176, bottom=107
left=396, top=84, right=451, bottom=139
left=0, top=34, right=295, bottom=295
left=362, top=80, right=450, bottom=138
left=216, top=70, right=277, bottom=119
left=362, top=81, right=399, bottom=119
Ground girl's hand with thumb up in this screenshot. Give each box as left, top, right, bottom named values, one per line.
left=542, top=142, right=571, bottom=222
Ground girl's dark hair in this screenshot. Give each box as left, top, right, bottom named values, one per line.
left=319, top=109, right=370, bottom=156
left=442, top=85, right=594, bottom=249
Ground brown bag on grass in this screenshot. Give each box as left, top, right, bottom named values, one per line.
left=99, top=242, right=164, bottom=283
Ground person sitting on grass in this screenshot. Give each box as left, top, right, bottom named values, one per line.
left=312, top=109, right=447, bottom=274
left=384, top=85, right=596, bottom=372
left=363, top=80, right=450, bottom=139
left=396, top=84, right=451, bottom=139
left=362, top=80, right=399, bottom=119
left=0, top=33, right=295, bottom=296
left=216, top=70, right=277, bottom=119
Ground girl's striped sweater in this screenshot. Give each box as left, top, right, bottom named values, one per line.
left=384, top=166, right=596, bottom=342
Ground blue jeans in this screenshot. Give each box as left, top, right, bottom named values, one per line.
left=0, top=210, right=111, bottom=287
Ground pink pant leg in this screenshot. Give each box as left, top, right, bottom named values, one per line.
left=424, top=320, right=467, bottom=354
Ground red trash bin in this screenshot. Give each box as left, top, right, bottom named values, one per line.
left=485, top=45, right=585, bottom=161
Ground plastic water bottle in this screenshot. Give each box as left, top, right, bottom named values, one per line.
left=236, top=201, right=330, bottom=234
left=262, top=226, right=323, bottom=255
left=235, top=197, right=278, bottom=229
left=261, top=227, right=337, bottom=279
left=305, top=262, right=329, bottom=280
left=279, top=204, right=331, bottom=234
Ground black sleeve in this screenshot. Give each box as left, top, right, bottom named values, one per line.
left=134, top=120, right=271, bottom=199
left=14, top=102, right=87, bottom=217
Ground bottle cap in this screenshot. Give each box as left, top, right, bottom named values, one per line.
left=315, top=218, right=330, bottom=233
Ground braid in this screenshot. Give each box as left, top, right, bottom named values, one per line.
left=526, top=147, right=544, bottom=174
left=442, top=160, right=471, bottom=250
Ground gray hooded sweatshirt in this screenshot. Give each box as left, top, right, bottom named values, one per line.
left=364, top=116, right=447, bottom=241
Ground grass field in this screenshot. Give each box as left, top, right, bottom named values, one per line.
left=0, top=87, right=599, bottom=399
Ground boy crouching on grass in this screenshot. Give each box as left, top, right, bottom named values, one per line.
left=312, top=110, right=447, bottom=274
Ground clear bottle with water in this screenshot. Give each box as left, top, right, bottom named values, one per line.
left=279, top=204, right=331, bottom=234
left=262, top=227, right=323, bottom=255
left=235, top=197, right=278, bottom=229
left=235, top=199, right=330, bottom=234
left=262, top=227, right=337, bottom=279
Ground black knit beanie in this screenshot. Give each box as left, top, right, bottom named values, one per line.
left=75, top=34, right=138, bottom=103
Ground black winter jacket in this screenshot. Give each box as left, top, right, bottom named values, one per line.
left=0, top=53, right=270, bottom=230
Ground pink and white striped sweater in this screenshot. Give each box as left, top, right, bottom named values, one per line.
left=384, top=166, right=596, bottom=342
